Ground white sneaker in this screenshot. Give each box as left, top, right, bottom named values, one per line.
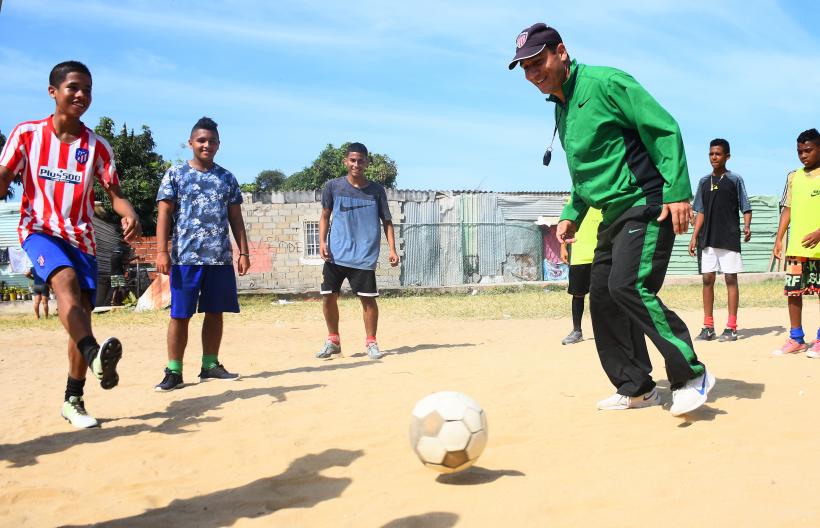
left=670, top=370, right=716, bottom=416
left=596, top=389, right=661, bottom=410
left=61, top=396, right=99, bottom=428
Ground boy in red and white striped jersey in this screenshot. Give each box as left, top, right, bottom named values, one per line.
left=0, top=61, right=142, bottom=429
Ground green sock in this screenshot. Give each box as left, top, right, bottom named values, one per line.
left=202, top=354, right=218, bottom=370
left=168, top=360, right=183, bottom=374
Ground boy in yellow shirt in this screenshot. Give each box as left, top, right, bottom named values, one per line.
left=559, top=208, right=602, bottom=345
left=772, top=128, right=820, bottom=356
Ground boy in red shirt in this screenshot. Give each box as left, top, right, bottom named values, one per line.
left=0, top=61, right=141, bottom=428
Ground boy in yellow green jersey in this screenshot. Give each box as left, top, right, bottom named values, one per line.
left=772, top=128, right=820, bottom=356
left=559, top=208, right=602, bottom=345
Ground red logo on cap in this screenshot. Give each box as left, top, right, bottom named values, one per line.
left=516, top=32, right=528, bottom=49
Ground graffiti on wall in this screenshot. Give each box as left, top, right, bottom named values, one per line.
left=230, top=238, right=308, bottom=273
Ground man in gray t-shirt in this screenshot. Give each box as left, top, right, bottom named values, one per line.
left=316, top=142, right=399, bottom=361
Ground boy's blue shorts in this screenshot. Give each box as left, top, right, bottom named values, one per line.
left=170, top=264, right=240, bottom=319
left=23, top=233, right=98, bottom=307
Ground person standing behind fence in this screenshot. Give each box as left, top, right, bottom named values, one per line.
left=559, top=208, right=602, bottom=345
left=316, top=142, right=399, bottom=361
left=688, top=139, right=752, bottom=343
left=153, top=117, right=250, bottom=391
left=26, top=266, right=50, bottom=319
left=772, top=128, right=820, bottom=357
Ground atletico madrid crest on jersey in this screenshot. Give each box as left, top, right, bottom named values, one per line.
left=516, top=32, right=528, bottom=49
left=75, top=148, right=89, bottom=165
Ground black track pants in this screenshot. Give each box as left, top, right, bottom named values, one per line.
left=589, top=206, right=705, bottom=396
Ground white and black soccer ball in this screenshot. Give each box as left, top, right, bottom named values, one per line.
left=409, top=391, right=488, bottom=474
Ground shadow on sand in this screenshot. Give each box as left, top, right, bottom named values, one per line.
left=654, top=376, right=764, bottom=426
left=435, top=466, right=525, bottom=486
left=739, top=325, right=785, bottom=339
left=243, top=361, right=380, bottom=379
left=0, top=384, right=322, bottom=468
left=62, top=448, right=364, bottom=528
left=655, top=377, right=765, bottom=403
left=349, top=342, right=477, bottom=358
left=381, top=512, right=460, bottom=528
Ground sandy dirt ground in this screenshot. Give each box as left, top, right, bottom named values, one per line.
left=2, top=306, right=820, bottom=527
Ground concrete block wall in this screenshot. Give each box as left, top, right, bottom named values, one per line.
left=237, top=194, right=403, bottom=293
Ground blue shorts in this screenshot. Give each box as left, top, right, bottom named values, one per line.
left=170, top=265, right=240, bottom=319
left=23, top=233, right=97, bottom=306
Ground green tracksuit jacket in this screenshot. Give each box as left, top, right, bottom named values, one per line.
left=554, top=59, right=692, bottom=226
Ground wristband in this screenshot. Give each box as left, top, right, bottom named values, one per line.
left=239, top=253, right=250, bottom=257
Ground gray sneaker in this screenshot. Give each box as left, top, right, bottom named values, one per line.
left=366, top=342, right=384, bottom=360
left=561, top=330, right=583, bottom=345
left=695, top=327, right=716, bottom=341
left=199, top=363, right=240, bottom=381
left=718, top=328, right=738, bottom=342
left=316, top=340, right=342, bottom=359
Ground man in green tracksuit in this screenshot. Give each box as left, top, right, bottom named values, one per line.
left=509, top=23, right=715, bottom=417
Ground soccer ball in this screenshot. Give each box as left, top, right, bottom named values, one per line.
left=409, top=391, right=488, bottom=474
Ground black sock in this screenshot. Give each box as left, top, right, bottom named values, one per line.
left=77, top=336, right=99, bottom=365
left=65, top=376, right=86, bottom=401
left=571, top=296, right=585, bottom=332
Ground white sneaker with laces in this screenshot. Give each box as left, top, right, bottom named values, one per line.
left=670, top=370, right=716, bottom=416
left=61, top=396, right=99, bottom=428
left=596, top=389, right=661, bottom=410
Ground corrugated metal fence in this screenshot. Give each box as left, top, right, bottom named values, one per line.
left=402, top=194, right=782, bottom=287
left=668, top=195, right=781, bottom=274
left=401, top=194, right=546, bottom=286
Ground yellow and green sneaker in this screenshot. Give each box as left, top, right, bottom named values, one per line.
left=61, top=396, right=99, bottom=429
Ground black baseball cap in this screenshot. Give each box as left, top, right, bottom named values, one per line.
left=508, top=23, right=562, bottom=70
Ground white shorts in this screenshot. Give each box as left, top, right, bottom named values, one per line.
left=701, top=246, right=743, bottom=274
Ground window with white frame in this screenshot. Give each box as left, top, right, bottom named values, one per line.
left=304, top=221, right=320, bottom=257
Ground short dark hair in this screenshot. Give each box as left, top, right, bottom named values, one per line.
left=346, top=142, right=368, bottom=156
left=191, top=117, right=219, bottom=137
left=709, top=138, right=730, bottom=154
left=49, top=61, right=91, bottom=87
left=797, top=128, right=820, bottom=144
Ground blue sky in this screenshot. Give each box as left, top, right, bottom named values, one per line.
left=1, top=0, right=818, bottom=197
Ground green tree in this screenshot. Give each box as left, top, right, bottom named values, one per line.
left=93, top=117, right=169, bottom=235
left=282, top=143, right=398, bottom=190
left=249, top=169, right=287, bottom=193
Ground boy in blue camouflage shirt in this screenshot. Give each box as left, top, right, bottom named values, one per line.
left=153, top=117, right=250, bottom=391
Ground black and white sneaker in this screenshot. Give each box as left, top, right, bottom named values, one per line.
left=718, top=328, right=738, bottom=342
left=695, top=327, right=716, bottom=341
left=91, top=337, right=122, bottom=390
left=199, top=363, right=240, bottom=381
left=154, top=368, right=184, bottom=392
